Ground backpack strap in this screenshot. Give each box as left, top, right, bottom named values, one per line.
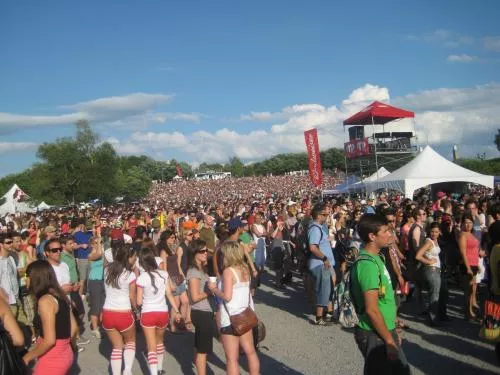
left=309, top=224, right=324, bottom=244
left=350, top=254, right=385, bottom=316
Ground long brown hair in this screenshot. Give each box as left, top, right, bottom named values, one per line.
left=26, top=260, right=67, bottom=302
left=106, top=242, right=134, bottom=289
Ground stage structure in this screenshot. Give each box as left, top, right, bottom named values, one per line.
left=342, top=101, right=417, bottom=190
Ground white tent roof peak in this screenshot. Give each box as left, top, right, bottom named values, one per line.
left=366, top=145, right=494, bottom=197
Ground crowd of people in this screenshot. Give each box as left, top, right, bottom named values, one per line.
left=0, top=174, right=499, bottom=374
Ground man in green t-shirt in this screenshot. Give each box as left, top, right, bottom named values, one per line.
left=350, top=215, right=410, bottom=375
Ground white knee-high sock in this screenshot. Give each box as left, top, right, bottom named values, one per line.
left=156, top=343, right=165, bottom=370
left=110, top=348, right=123, bottom=375
left=148, top=351, right=158, bottom=374
left=123, top=341, right=136, bottom=372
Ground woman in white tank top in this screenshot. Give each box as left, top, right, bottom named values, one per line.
left=415, top=222, right=442, bottom=326
left=208, top=241, right=260, bottom=375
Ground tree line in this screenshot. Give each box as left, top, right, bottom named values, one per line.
left=0, top=121, right=498, bottom=205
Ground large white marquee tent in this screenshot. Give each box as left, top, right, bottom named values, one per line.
left=365, top=146, right=494, bottom=197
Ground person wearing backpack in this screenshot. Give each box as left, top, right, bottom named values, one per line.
left=307, top=203, right=335, bottom=326
left=350, top=215, right=410, bottom=375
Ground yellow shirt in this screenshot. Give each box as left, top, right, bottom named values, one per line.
left=490, top=244, right=500, bottom=296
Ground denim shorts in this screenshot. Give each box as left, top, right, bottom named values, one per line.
left=172, top=281, right=187, bottom=297
left=309, top=265, right=333, bottom=307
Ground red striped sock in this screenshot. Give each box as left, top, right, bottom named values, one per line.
left=156, top=343, right=165, bottom=369
left=123, top=342, right=136, bottom=372
left=110, top=348, right=122, bottom=375
left=148, top=351, right=158, bottom=374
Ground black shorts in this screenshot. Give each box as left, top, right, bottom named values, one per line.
left=191, top=310, right=216, bottom=354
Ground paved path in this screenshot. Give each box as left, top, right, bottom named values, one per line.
left=75, top=270, right=500, bottom=374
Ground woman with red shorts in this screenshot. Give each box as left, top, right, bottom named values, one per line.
left=137, top=247, right=181, bottom=374
left=102, top=244, right=138, bottom=375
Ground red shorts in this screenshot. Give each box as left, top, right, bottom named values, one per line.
left=102, top=310, right=135, bottom=332
left=141, top=311, right=169, bottom=329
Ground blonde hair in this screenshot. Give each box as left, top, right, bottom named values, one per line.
left=222, top=241, right=248, bottom=271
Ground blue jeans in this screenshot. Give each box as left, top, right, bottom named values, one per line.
left=309, top=265, right=333, bottom=307
left=422, top=266, right=441, bottom=323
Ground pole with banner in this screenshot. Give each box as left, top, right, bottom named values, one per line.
left=304, top=128, right=323, bottom=187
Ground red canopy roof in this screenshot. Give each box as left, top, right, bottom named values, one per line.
left=343, top=101, right=414, bottom=126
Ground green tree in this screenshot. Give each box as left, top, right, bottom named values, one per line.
left=117, top=166, right=151, bottom=200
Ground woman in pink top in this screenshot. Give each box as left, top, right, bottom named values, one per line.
left=459, top=214, right=484, bottom=320
left=399, top=214, right=415, bottom=254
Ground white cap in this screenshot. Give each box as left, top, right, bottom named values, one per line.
left=360, top=199, right=367, bottom=205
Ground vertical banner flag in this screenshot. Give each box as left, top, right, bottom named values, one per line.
left=176, top=164, right=183, bottom=177
left=304, top=129, right=323, bottom=187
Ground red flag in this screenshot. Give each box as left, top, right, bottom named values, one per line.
left=176, top=164, right=183, bottom=177
left=304, top=129, right=323, bottom=187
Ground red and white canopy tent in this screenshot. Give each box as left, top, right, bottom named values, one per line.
left=343, top=101, right=414, bottom=126
left=342, top=101, right=416, bottom=184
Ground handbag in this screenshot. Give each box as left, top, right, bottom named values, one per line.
left=222, top=269, right=258, bottom=336
left=0, top=321, right=27, bottom=375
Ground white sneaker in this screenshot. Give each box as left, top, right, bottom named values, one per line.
left=91, top=329, right=101, bottom=339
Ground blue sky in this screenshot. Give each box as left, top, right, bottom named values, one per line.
left=1, top=0, right=500, bottom=176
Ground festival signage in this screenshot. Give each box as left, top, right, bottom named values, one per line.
left=344, top=138, right=370, bottom=159
left=304, top=129, right=323, bottom=187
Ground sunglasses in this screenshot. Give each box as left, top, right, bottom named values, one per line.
left=186, top=233, right=193, bottom=237
left=197, top=249, right=208, bottom=254
left=48, top=247, right=62, bottom=253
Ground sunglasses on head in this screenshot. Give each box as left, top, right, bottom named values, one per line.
left=48, top=247, right=62, bottom=253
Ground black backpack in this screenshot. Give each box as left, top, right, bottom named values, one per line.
left=299, top=223, right=323, bottom=259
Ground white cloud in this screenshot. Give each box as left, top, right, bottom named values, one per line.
left=447, top=54, right=479, bottom=63
left=483, top=36, right=500, bottom=52
left=407, top=30, right=474, bottom=48
left=110, top=82, right=500, bottom=163
left=0, top=93, right=201, bottom=134
left=0, top=142, right=38, bottom=154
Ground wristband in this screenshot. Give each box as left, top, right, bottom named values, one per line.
left=322, top=256, right=328, bottom=262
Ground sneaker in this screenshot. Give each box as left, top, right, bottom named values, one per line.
left=158, top=371, right=166, bottom=375
left=91, top=329, right=101, bottom=339
left=315, top=318, right=331, bottom=326
left=77, top=336, right=91, bottom=346
left=77, top=346, right=85, bottom=353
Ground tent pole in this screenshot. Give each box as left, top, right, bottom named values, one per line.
left=344, top=126, right=348, bottom=184
left=372, top=115, right=379, bottom=192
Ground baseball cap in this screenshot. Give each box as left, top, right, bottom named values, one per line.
left=228, top=217, right=244, bottom=231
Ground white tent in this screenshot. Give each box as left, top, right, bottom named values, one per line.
left=37, top=201, right=51, bottom=211
left=365, top=146, right=494, bottom=197
left=0, top=184, right=35, bottom=216
left=348, top=167, right=391, bottom=193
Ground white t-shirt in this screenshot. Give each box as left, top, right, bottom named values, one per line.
left=52, top=262, right=71, bottom=287
left=136, top=270, right=169, bottom=313
left=135, top=257, right=164, bottom=274
left=104, top=248, right=113, bottom=263
left=103, top=270, right=136, bottom=310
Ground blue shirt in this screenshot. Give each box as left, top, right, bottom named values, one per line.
left=307, top=221, right=335, bottom=270
left=74, top=230, right=92, bottom=259
left=365, top=206, right=376, bottom=215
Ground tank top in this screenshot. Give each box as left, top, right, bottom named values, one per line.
left=408, top=223, right=425, bottom=255
left=166, top=254, right=183, bottom=285
left=424, top=238, right=441, bottom=268
left=34, top=295, right=71, bottom=339
left=220, top=267, right=254, bottom=328
left=465, top=233, right=479, bottom=267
